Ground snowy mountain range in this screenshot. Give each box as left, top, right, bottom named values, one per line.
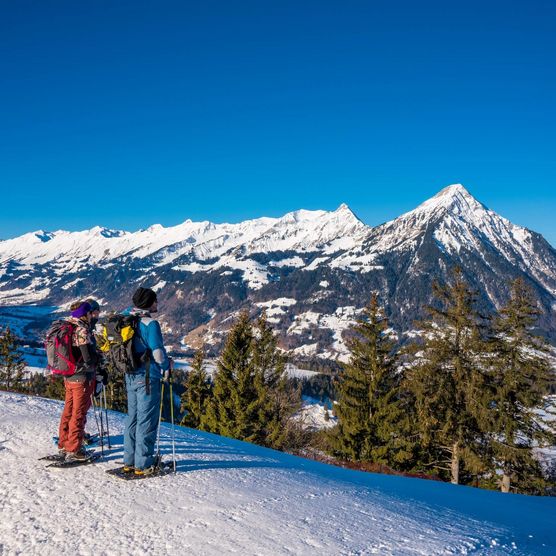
left=1, top=184, right=555, bottom=359
left=2, top=391, right=555, bottom=555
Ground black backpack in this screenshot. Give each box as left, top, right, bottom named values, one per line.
left=97, top=314, right=149, bottom=374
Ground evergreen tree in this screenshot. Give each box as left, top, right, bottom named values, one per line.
left=331, top=294, right=409, bottom=466
left=0, top=327, right=26, bottom=392
left=201, top=311, right=256, bottom=439
left=486, top=278, right=555, bottom=493
left=404, top=268, right=487, bottom=484
left=201, top=311, right=303, bottom=449
left=27, top=372, right=48, bottom=396
left=180, top=348, right=211, bottom=428
left=251, top=312, right=302, bottom=450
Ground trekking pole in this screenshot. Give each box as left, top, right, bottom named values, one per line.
left=90, top=394, right=104, bottom=458
left=102, top=386, right=111, bottom=449
left=97, top=393, right=106, bottom=445
left=97, top=393, right=105, bottom=453
left=169, top=378, right=176, bottom=473
left=155, top=380, right=165, bottom=461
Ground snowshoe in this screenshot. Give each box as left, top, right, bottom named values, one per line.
left=46, top=450, right=100, bottom=468
left=106, top=465, right=135, bottom=476
left=107, top=459, right=175, bottom=480
left=39, top=452, right=66, bottom=462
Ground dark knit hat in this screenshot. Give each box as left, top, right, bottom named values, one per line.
left=132, top=287, right=157, bottom=310
left=85, top=298, right=100, bottom=312
left=71, top=301, right=92, bottom=319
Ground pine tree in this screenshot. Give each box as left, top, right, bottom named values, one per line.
left=0, top=327, right=26, bottom=392
left=201, top=311, right=256, bottom=439
left=331, top=294, right=409, bottom=465
left=251, top=312, right=302, bottom=450
left=180, top=348, right=211, bottom=428
left=27, top=372, right=48, bottom=396
left=486, top=278, right=555, bottom=493
left=404, top=268, right=487, bottom=484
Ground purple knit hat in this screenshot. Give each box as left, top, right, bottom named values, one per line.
left=71, top=302, right=92, bottom=319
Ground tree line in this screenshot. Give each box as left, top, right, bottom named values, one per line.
left=330, top=271, right=555, bottom=494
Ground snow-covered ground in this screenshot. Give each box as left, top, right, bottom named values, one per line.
left=1, top=392, right=555, bottom=555
left=284, top=363, right=321, bottom=380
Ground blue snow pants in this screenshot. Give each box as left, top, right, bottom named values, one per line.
left=123, top=372, right=161, bottom=469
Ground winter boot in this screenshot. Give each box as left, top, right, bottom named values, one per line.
left=65, top=448, right=90, bottom=462
left=134, top=464, right=157, bottom=477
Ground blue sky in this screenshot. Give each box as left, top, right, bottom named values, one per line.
left=1, top=1, right=555, bottom=244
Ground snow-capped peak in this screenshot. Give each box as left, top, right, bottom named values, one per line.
left=410, top=183, right=487, bottom=218
left=364, top=183, right=532, bottom=266
left=241, top=205, right=367, bottom=256
left=332, top=202, right=362, bottom=223
left=434, top=183, right=471, bottom=198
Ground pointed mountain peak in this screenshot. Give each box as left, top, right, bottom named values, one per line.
left=334, top=202, right=353, bottom=215
left=332, top=203, right=363, bottom=224
left=411, top=183, right=488, bottom=217
left=434, top=183, right=468, bottom=197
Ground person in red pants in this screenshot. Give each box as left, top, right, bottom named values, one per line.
left=57, top=301, right=98, bottom=461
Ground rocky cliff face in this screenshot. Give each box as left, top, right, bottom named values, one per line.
left=1, top=184, right=555, bottom=360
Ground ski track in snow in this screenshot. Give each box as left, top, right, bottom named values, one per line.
left=1, top=392, right=555, bottom=556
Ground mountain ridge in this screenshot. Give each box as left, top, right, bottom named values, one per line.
left=1, top=184, right=555, bottom=358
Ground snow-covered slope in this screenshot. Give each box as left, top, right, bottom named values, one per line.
left=1, top=392, right=555, bottom=555
left=0, top=393, right=556, bottom=556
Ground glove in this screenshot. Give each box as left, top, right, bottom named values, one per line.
left=163, top=358, right=174, bottom=382
left=98, top=368, right=109, bottom=386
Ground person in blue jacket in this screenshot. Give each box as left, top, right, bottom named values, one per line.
left=123, top=287, right=173, bottom=476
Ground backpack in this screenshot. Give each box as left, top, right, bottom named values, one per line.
left=96, top=314, right=148, bottom=373
left=45, top=320, right=81, bottom=376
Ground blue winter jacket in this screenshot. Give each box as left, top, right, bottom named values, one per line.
left=123, top=308, right=170, bottom=379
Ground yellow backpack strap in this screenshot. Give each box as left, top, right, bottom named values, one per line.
left=99, top=325, right=110, bottom=352
left=121, top=325, right=134, bottom=342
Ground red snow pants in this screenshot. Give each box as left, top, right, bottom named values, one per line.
left=58, top=379, right=94, bottom=453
